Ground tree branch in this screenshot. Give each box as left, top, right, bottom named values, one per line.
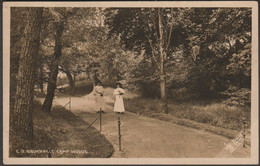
left=158, top=8, right=167, bottom=61
left=39, top=31, right=50, bottom=45
left=166, top=8, right=174, bottom=53
left=145, top=34, right=160, bottom=70
left=48, top=7, right=62, bottom=22
left=149, top=8, right=160, bottom=43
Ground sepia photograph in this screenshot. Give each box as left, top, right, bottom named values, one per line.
left=2, top=1, right=258, bottom=165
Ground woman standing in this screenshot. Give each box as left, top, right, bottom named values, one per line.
left=93, top=80, right=105, bottom=113
left=113, top=82, right=125, bottom=114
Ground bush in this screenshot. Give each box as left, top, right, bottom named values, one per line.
left=139, top=82, right=160, bottom=98
left=56, top=75, right=69, bottom=87
left=221, top=86, right=251, bottom=107
left=102, top=80, right=117, bottom=88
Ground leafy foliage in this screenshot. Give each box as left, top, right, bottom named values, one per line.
left=11, top=7, right=252, bottom=114
left=105, top=7, right=252, bottom=107
left=221, top=86, right=251, bottom=107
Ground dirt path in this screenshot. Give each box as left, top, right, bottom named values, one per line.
left=51, top=88, right=250, bottom=158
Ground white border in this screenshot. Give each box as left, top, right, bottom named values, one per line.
left=3, top=1, right=259, bottom=165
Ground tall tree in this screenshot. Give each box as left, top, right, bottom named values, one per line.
left=57, top=8, right=98, bottom=92
left=11, top=7, right=43, bottom=140
left=41, top=8, right=77, bottom=113
left=10, top=8, right=28, bottom=101
left=105, top=8, right=187, bottom=113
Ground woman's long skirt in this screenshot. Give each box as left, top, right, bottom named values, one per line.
left=95, top=95, right=104, bottom=111
left=114, top=95, right=125, bottom=112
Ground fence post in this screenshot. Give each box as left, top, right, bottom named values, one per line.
left=69, top=98, right=71, bottom=111
left=48, top=149, right=52, bottom=158
left=242, top=117, right=246, bottom=147
left=100, top=108, right=102, bottom=132
left=118, top=117, right=121, bottom=151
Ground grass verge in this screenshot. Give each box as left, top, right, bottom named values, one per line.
left=121, top=97, right=251, bottom=145
left=10, top=101, right=114, bottom=158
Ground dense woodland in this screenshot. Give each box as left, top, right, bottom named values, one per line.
left=10, top=7, right=251, bottom=144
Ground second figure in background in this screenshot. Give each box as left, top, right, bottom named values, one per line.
left=113, top=82, right=125, bottom=114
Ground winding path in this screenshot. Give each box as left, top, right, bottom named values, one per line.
left=51, top=88, right=250, bottom=158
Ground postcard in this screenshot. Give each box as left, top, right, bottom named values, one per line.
left=2, top=1, right=258, bottom=165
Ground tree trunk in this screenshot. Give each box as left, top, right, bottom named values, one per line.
left=37, top=53, right=44, bottom=93
left=65, top=70, right=74, bottom=91
left=159, top=62, right=168, bottom=114
left=92, top=71, right=98, bottom=89
left=42, top=21, right=64, bottom=113
left=158, top=8, right=168, bottom=114
left=72, top=74, right=76, bottom=93
left=39, top=67, right=44, bottom=93
left=86, top=72, right=90, bottom=80
left=11, top=8, right=43, bottom=140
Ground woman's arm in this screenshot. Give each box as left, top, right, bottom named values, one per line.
left=118, top=89, right=125, bottom=95
left=96, top=86, right=104, bottom=96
